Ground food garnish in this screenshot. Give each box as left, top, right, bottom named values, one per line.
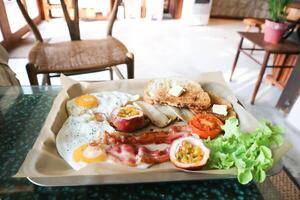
left=204, top=117, right=283, bottom=184
left=170, top=136, right=210, bottom=169
left=110, top=107, right=147, bottom=132
left=189, top=114, right=223, bottom=139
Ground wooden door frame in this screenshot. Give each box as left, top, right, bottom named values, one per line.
left=168, top=0, right=183, bottom=19
left=276, top=56, right=300, bottom=115
left=0, top=0, right=43, bottom=51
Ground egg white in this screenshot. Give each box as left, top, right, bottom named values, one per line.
left=66, top=91, right=140, bottom=118
left=56, top=113, right=115, bottom=170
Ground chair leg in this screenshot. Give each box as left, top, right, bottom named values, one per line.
left=109, top=67, right=114, bottom=80
left=230, top=37, right=244, bottom=81
left=251, top=52, right=270, bottom=105
left=42, top=74, right=51, bottom=85
left=126, top=52, right=134, bottom=79
left=250, top=26, right=262, bottom=55
left=245, top=25, right=251, bottom=32
left=113, top=66, right=125, bottom=79
left=251, top=46, right=255, bottom=54
left=26, top=63, right=39, bottom=85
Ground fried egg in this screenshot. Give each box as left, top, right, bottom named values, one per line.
left=66, top=92, right=140, bottom=117
left=56, top=112, right=115, bottom=170
left=73, top=142, right=107, bottom=165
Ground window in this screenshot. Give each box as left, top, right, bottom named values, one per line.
left=3, top=0, right=27, bottom=33
left=0, top=0, right=42, bottom=49
left=0, top=28, right=3, bottom=42
left=27, top=0, right=39, bottom=19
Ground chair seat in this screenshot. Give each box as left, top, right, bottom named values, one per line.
left=243, top=18, right=264, bottom=27
left=29, top=37, right=128, bottom=73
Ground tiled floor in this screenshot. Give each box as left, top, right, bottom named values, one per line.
left=8, top=18, right=300, bottom=186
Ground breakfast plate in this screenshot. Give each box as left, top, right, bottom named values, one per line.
left=27, top=162, right=283, bottom=186
left=15, top=72, right=290, bottom=186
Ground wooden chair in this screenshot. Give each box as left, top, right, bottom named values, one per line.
left=17, top=0, right=134, bottom=85
left=243, top=18, right=264, bottom=54
left=243, top=18, right=264, bottom=33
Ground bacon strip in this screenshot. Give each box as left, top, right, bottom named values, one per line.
left=138, top=146, right=170, bottom=164
left=103, top=125, right=192, bottom=167
left=106, top=144, right=138, bottom=166
left=106, top=144, right=170, bottom=166
left=102, top=125, right=192, bottom=145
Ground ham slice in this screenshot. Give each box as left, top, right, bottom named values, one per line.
left=107, top=144, right=170, bottom=166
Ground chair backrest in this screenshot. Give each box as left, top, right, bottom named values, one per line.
left=16, top=0, right=43, bottom=42
left=287, top=3, right=300, bottom=22
left=17, top=0, right=121, bottom=42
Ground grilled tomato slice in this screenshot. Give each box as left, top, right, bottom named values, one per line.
left=170, top=136, right=210, bottom=169
left=189, top=114, right=223, bottom=139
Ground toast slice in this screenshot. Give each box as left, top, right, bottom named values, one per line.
left=144, top=78, right=211, bottom=110
left=190, top=91, right=237, bottom=122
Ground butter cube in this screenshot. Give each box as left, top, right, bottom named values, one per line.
left=169, top=85, right=185, bottom=97
left=212, top=104, right=228, bottom=116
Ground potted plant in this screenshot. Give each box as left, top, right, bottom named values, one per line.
left=264, top=0, right=292, bottom=43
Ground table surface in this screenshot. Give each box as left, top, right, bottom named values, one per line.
left=238, top=32, right=300, bottom=54
left=0, top=86, right=282, bottom=200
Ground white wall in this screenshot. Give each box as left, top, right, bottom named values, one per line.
left=287, top=97, right=300, bottom=131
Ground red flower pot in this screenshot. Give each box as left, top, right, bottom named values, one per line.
left=264, top=19, right=288, bottom=44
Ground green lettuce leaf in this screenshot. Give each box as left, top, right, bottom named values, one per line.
left=204, top=117, right=283, bottom=185
left=222, top=117, right=240, bottom=138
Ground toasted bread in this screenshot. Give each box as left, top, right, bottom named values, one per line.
left=191, top=91, right=237, bottom=122
left=144, top=78, right=211, bottom=110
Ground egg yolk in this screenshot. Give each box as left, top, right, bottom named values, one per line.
left=75, top=95, right=98, bottom=108
left=73, top=144, right=107, bottom=164
left=175, top=141, right=203, bottom=164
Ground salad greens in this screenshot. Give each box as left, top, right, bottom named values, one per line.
left=204, top=118, right=283, bottom=184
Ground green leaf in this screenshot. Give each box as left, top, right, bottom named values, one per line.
left=260, top=146, right=272, bottom=159
left=269, top=0, right=292, bottom=22
left=238, top=169, right=253, bottom=185
left=254, top=167, right=266, bottom=183
left=235, top=159, right=246, bottom=170
left=205, top=118, right=284, bottom=184
left=221, top=117, right=240, bottom=138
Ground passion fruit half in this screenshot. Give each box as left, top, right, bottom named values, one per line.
left=169, top=136, right=210, bottom=169
left=110, top=106, right=147, bottom=132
